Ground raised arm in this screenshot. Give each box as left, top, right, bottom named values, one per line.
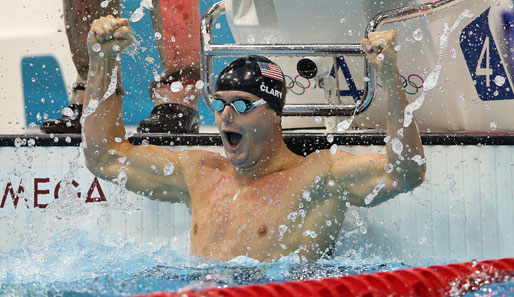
left=330, top=30, right=426, bottom=207
left=82, top=16, right=192, bottom=206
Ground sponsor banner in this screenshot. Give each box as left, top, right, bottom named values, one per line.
left=0, top=147, right=110, bottom=212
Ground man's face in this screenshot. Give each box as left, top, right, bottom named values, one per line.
left=213, top=90, right=279, bottom=169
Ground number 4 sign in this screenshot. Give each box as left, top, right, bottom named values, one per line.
left=460, top=8, right=514, bottom=101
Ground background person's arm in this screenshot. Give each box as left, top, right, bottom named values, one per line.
left=329, top=30, right=426, bottom=207
left=82, top=16, right=191, bottom=206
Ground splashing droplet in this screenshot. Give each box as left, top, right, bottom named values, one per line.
left=170, top=82, right=184, bottom=92
left=326, top=134, right=334, bottom=143
left=130, top=7, right=145, bottom=22
left=62, top=107, right=74, bottom=117
left=384, top=163, right=394, bottom=173
left=164, top=162, right=175, bottom=176
left=411, top=155, right=426, bottom=165
left=302, top=190, right=311, bottom=202
left=365, top=179, right=386, bottom=205
left=100, top=0, right=111, bottom=8
left=92, top=43, right=101, bottom=52
left=287, top=212, right=297, bottom=222
left=391, top=138, right=403, bottom=159
left=494, top=75, right=505, bottom=87
left=413, top=28, right=423, bottom=41
left=336, top=119, right=352, bottom=132
left=303, top=230, right=317, bottom=238
left=195, top=80, right=204, bottom=89
left=330, top=144, right=338, bottom=154
left=14, top=138, right=24, bottom=148
left=278, top=225, right=288, bottom=240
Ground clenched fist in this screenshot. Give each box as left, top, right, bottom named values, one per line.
left=87, top=15, right=134, bottom=60
left=361, top=30, right=398, bottom=77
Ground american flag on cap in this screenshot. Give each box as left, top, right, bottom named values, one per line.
left=257, top=62, right=283, bottom=82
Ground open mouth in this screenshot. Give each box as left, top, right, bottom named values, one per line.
left=224, top=131, right=243, bottom=148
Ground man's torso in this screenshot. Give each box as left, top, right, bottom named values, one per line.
left=185, top=150, right=349, bottom=262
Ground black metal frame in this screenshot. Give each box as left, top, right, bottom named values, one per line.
left=2, top=133, right=513, bottom=157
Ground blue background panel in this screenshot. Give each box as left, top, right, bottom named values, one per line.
left=22, top=56, right=68, bottom=126
left=459, top=8, right=514, bottom=101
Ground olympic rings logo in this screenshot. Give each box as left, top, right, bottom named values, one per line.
left=377, top=73, right=425, bottom=95
left=284, top=74, right=311, bottom=95
left=284, top=72, right=424, bottom=96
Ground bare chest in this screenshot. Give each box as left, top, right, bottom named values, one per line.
left=189, top=176, right=303, bottom=260
left=187, top=154, right=337, bottom=261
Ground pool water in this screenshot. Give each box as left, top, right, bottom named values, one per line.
left=1, top=224, right=512, bottom=297
left=463, top=280, right=514, bottom=297
left=0, top=228, right=404, bottom=297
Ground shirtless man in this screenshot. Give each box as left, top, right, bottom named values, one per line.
left=83, top=16, right=425, bottom=262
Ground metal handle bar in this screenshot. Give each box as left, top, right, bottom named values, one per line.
left=367, top=0, right=466, bottom=33
left=200, top=1, right=372, bottom=116
left=200, top=0, right=464, bottom=117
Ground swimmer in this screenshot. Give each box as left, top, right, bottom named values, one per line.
left=83, top=16, right=425, bottom=262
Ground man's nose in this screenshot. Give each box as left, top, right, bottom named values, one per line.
left=220, top=104, right=235, bottom=122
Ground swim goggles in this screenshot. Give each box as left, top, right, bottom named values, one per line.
left=211, top=98, right=267, bottom=114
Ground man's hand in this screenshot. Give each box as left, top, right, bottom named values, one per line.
left=87, top=15, right=134, bottom=61
left=361, top=30, right=398, bottom=78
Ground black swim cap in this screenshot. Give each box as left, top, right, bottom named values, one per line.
left=214, top=55, right=286, bottom=115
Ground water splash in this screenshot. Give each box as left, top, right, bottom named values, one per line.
left=411, top=155, right=426, bottom=165
left=412, top=28, right=424, bottom=41
left=164, top=162, right=175, bottom=176
left=170, top=81, right=184, bottom=92
left=336, top=98, right=360, bottom=132
left=494, top=75, right=506, bottom=87
left=403, top=10, right=474, bottom=128
left=302, top=190, right=311, bottom=202
left=195, top=80, right=205, bottom=90
left=330, top=144, right=338, bottom=154
left=100, top=0, right=112, bottom=8
left=129, top=0, right=153, bottom=23
left=364, top=179, right=386, bottom=205
left=390, top=138, right=403, bottom=159
left=278, top=225, right=288, bottom=241
left=303, top=230, right=317, bottom=239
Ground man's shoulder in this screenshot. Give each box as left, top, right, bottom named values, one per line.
left=180, top=149, right=230, bottom=169
left=302, top=149, right=354, bottom=164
